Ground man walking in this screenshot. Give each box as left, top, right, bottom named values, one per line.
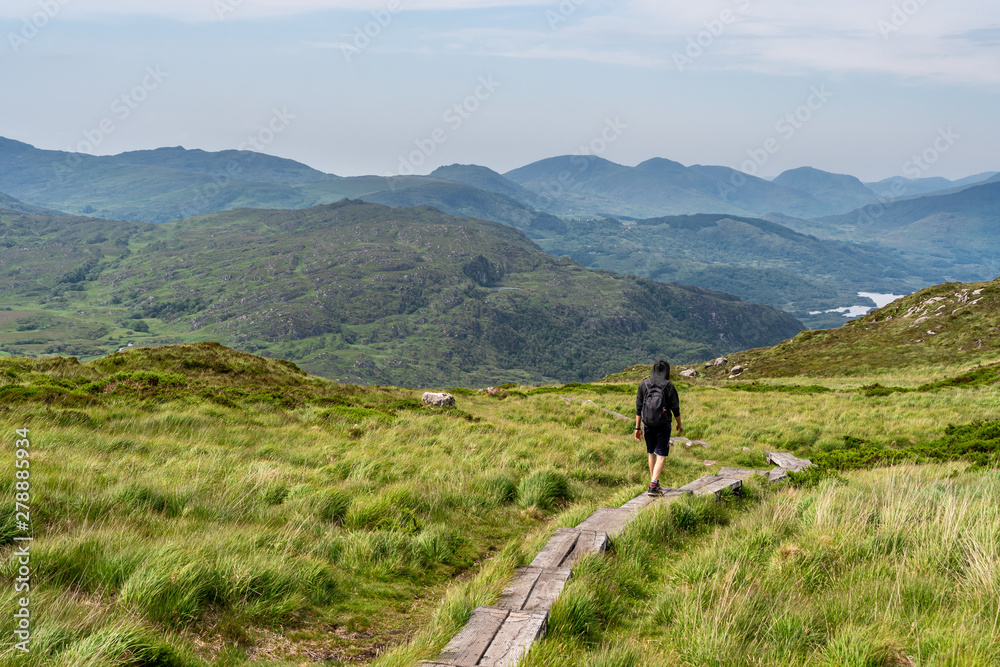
left=635, top=359, right=682, bottom=496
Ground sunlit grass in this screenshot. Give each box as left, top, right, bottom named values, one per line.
left=517, top=464, right=1000, bottom=666
left=1, top=345, right=998, bottom=665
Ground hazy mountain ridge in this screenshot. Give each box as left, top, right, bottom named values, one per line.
left=7, top=136, right=990, bottom=228
left=525, top=212, right=930, bottom=329
left=774, top=181, right=1000, bottom=282
left=0, top=190, right=67, bottom=216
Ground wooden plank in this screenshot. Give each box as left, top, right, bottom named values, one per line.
left=679, top=475, right=722, bottom=493
left=765, top=451, right=812, bottom=472
left=435, top=606, right=509, bottom=666
left=497, top=567, right=542, bottom=611
left=717, top=467, right=770, bottom=480
left=768, top=466, right=788, bottom=483
left=620, top=492, right=657, bottom=512
left=576, top=507, right=622, bottom=532
left=529, top=528, right=580, bottom=569
left=479, top=610, right=548, bottom=667
left=691, top=477, right=741, bottom=498
left=522, top=568, right=571, bottom=611
left=577, top=507, right=632, bottom=536
left=564, top=530, right=608, bottom=565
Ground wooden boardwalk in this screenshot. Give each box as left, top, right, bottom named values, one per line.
left=420, top=452, right=812, bottom=667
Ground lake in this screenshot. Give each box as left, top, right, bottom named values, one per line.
left=809, top=292, right=907, bottom=318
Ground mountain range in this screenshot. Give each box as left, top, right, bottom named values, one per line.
left=2, top=135, right=998, bottom=332
left=4, top=136, right=994, bottom=226
left=0, top=201, right=803, bottom=386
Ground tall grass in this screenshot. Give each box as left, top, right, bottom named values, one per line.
left=520, top=464, right=1000, bottom=666
left=2, top=347, right=999, bottom=664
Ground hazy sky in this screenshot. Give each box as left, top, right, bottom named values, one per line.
left=2, top=0, right=998, bottom=181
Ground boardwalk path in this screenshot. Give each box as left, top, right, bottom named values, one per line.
left=420, top=451, right=812, bottom=667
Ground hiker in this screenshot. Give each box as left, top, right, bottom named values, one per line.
left=634, top=359, right=682, bottom=495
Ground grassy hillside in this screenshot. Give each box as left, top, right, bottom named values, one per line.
left=2, top=340, right=998, bottom=666
left=0, top=202, right=802, bottom=387
left=705, top=277, right=1000, bottom=380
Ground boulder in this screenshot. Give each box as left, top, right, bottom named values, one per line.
left=729, top=365, right=744, bottom=376
left=483, top=386, right=508, bottom=398
left=712, top=357, right=728, bottom=367
left=680, top=369, right=698, bottom=378
left=422, top=392, right=456, bottom=407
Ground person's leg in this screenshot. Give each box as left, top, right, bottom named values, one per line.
left=651, top=454, right=666, bottom=482
left=651, top=425, right=671, bottom=483
left=648, top=452, right=656, bottom=479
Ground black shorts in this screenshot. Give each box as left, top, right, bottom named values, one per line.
left=643, top=423, right=671, bottom=457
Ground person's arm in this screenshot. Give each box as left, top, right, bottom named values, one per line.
left=670, top=383, right=682, bottom=434
left=634, top=381, right=644, bottom=440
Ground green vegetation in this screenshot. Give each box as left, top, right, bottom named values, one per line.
left=0, top=338, right=995, bottom=665
left=526, top=213, right=924, bottom=328
left=786, top=180, right=1000, bottom=282
left=517, top=465, right=1000, bottom=666
left=0, top=201, right=802, bottom=386
left=710, top=278, right=1000, bottom=380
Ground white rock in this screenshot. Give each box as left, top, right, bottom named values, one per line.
left=712, top=357, right=728, bottom=367
left=730, top=365, right=744, bottom=376
left=421, top=392, right=455, bottom=407
left=680, top=369, right=699, bottom=378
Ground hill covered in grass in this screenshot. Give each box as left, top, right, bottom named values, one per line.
left=0, top=201, right=803, bottom=386
left=4, top=339, right=999, bottom=666
left=717, top=277, right=1000, bottom=379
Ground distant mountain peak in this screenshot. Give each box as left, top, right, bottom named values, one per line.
left=772, top=166, right=878, bottom=215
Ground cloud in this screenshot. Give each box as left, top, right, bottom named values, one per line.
left=5, top=0, right=997, bottom=86
left=414, top=0, right=1000, bottom=86
left=0, top=0, right=553, bottom=21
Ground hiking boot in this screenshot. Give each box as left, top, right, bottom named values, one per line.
left=647, top=481, right=661, bottom=496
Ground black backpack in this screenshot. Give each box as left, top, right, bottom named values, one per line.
left=642, top=380, right=669, bottom=426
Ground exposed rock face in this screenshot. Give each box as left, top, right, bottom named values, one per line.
left=680, top=369, right=698, bottom=378
left=422, top=392, right=455, bottom=407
